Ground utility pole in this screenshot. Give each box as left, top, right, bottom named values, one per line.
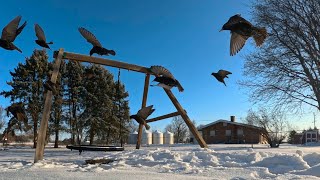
left=313, top=112, right=316, bottom=129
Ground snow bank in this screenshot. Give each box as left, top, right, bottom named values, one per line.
left=303, top=152, right=320, bottom=167
left=1, top=144, right=320, bottom=179
left=253, top=154, right=310, bottom=174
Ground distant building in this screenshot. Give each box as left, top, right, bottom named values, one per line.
left=191, top=116, right=267, bottom=144
left=293, top=129, right=319, bottom=144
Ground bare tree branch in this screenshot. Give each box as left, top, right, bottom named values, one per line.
left=241, top=0, right=320, bottom=111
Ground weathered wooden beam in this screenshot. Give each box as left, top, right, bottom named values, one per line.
left=136, top=74, right=150, bottom=149
left=146, top=111, right=180, bottom=123
left=35, top=48, right=64, bottom=162
left=53, top=51, right=154, bottom=74
left=163, top=89, right=208, bottom=148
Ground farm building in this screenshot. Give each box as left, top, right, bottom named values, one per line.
left=191, top=116, right=267, bottom=144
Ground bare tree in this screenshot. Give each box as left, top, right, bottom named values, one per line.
left=165, top=116, right=188, bottom=143
left=241, top=0, right=320, bottom=112
left=245, top=108, right=287, bottom=148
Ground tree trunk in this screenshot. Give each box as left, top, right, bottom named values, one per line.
left=106, top=126, right=111, bottom=145
left=89, top=126, right=95, bottom=145
left=33, top=113, right=38, bottom=148
left=54, top=128, right=59, bottom=148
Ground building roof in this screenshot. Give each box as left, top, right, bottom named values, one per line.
left=198, top=119, right=262, bottom=130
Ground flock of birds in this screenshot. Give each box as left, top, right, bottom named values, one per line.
left=2, top=14, right=268, bottom=132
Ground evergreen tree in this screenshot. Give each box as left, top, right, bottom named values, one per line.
left=81, top=65, right=114, bottom=145
left=288, top=130, right=297, bottom=144
left=1, top=50, right=49, bottom=148
left=64, top=61, right=83, bottom=144
left=48, top=60, right=67, bottom=148
left=113, top=74, right=130, bottom=146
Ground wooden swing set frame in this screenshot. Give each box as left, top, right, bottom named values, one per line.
left=34, top=48, right=207, bottom=163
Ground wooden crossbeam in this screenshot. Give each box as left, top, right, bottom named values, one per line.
left=163, top=89, right=208, bottom=148
left=35, top=48, right=64, bottom=163
left=136, top=74, right=150, bottom=149
left=146, top=111, right=180, bottom=123
left=53, top=51, right=154, bottom=75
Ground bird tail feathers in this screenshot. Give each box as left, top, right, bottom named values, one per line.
left=145, top=124, right=150, bottom=130
left=223, top=82, right=227, bottom=86
left=176, top=80, right=184, bottom=92
left=108, top=50, right=116, bottom=56
left=253, top=27, right=268, bottom=47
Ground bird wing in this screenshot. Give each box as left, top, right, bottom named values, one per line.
left=218, top=70, right=232, bottom=77
left=150, top=66, right=175, bottom=79
left=137, top=105, right=155, bottom=119
left=230, top=32, right=248, bottom=56
left=224, top=14, right=252, bottom=27
left=78, top=27, right=102, bottom=47
left=1, top=16, right=22, bottom=42
left=15, top=21, right=26, bottom=38
left=34, top=24, right=46, bottom=41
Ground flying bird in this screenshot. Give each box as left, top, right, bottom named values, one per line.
left=6, top=102, right=28, bottom=123
left=0, top=15, right=27, bottom=53
left=78, top=27, right=116, bottom=56
left=149, top=65, right=184, bottom=92
left=220, top=14, right=267, bottom=56
left=211, top=70, right=232, bottom=86
left=34, top=24, right=53, bottom=49
left=130, top=105, right=155, bottom=130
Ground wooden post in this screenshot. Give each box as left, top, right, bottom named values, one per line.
left=163, top=89, right=208, bottom=148
left=34, top=48, right=64, bottom=163
left=136, top=74, right=150, bottom=149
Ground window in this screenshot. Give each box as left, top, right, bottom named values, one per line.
left=305, top=132, right=318, bottom=143
left=226, top=130, right=231, bottom=136
left=223, top=122, right=227, bottom=127
left=210, top=130, right=216, bottom=136
left=237, top=129, right=243, bottom=136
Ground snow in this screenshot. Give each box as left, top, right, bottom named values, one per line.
left=0, top=143, right=320, bottom=179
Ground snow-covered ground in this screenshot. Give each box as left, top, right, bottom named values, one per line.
left=0, top=143, right=320, bottom=180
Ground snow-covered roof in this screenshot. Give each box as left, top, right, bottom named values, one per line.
left=197, top=119, right=262, bottom=130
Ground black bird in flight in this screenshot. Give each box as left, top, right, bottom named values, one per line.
left=149, top=65, right=184, bottom=92
left=34, top=24, right=53, bottom=49
left=220, top=14, right=267, bottom=56
left=211, top=70, right=232, bottom=86
left=0, top=15, right=27, bottom=53
left=78, top=27, right=116, bottom=56
left=130, top=105, right=155, bottom=130
left=6, top=102, right=28, bottom=124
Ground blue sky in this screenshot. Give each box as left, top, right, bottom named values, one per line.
left=0, top=0, right=318, bottom=134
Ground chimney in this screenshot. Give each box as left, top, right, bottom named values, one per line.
left=230, top=116, right=235, bottom=122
